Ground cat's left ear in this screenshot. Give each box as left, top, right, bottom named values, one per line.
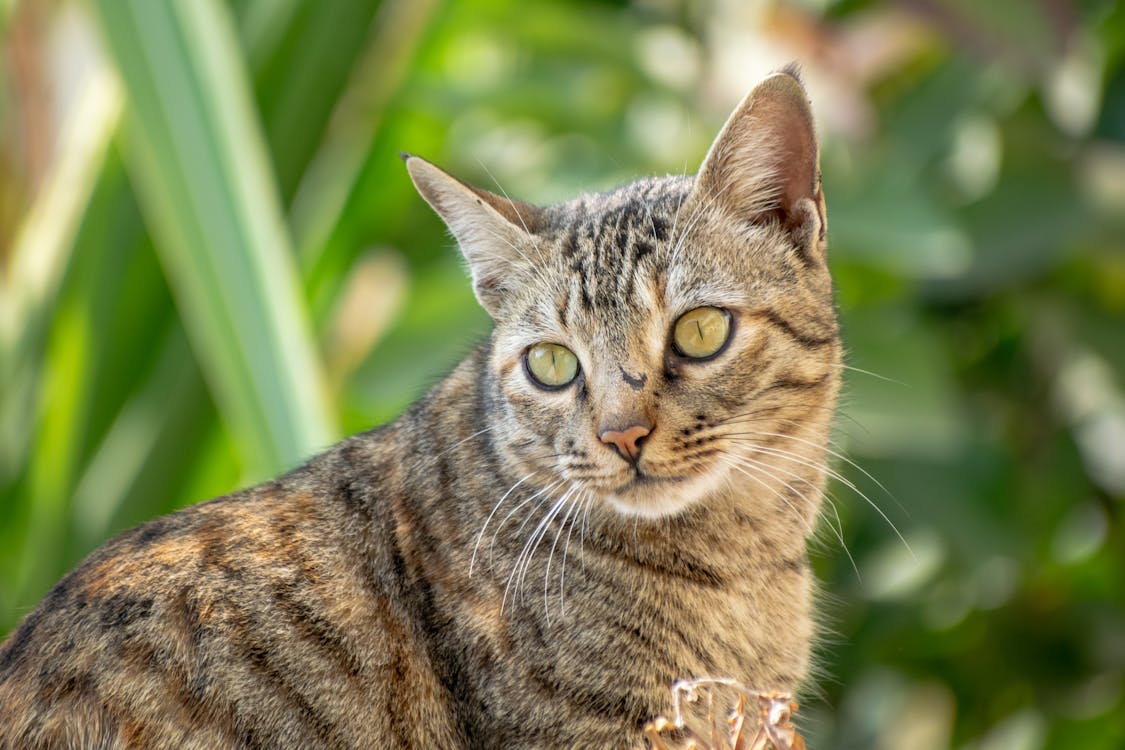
left=694, top=67, right=827, bottom=259
left=404, top=155, right=543, bottom=317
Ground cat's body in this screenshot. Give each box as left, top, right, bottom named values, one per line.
left=0, top=69, right=839, bottom=749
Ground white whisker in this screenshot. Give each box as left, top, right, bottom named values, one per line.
left=834, top=361, right=906, bottom=386
left=470, top=470, right=537, bottom=576
left=475, top=225, right=555, bottom=289
left=488, top=477, right=565, bottom=566
left=504, top=484, right=577, bottom=615
left=718, top=447, right=859, bottom=574
left=716, top=451, right=806, bottom=519
left=580, top=489, right=595, bottom=558
left=476, top=159, right=533, bottom=237
left=668, top=176, right=742, bottom=263
left=665, top=169, right=689, bottom=255
left=440, top=425, right=494, bottom=460
left=560, top=491, right=594, bottom=616
left=721, top=407, right=869, bottom=446
left=823, top=493, right=860, bottom=581
left=544, top=490, right=585, bottom=619
left=728, top=429, right=903, bottom=516
left=723, top=434, right=913, bottom=559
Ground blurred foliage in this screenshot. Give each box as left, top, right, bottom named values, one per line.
left=2, top=0, right=1124, bottom=747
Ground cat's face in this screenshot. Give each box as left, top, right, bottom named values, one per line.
left=408, top=70, right=840, bottom=522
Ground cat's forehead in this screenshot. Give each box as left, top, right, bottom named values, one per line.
left=539, top=188, right=680, bottom=338
left=497, top=173, right=798, bottom=356
left=545, top=175, right=691, bottom=238
left=528, top=177, right=752, bottom=326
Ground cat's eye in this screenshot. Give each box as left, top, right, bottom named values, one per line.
left=672, top=307, right=732, bottom=360
left=525, top=343, right=580, bottom=389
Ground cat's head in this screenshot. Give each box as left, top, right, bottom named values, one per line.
left=406, top=70, right=840, bottom=525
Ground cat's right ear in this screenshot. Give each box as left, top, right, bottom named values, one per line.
left=694, top=67, right=827, bottom=260
left=404, top=155, right=541, bottom=317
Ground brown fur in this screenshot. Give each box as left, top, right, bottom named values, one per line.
left=0, top=70, right=839, bottom=749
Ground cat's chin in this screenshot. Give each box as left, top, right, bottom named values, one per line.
left=602, top=469, right=727, bottom=519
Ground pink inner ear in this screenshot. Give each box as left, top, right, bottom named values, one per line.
left=778, top=115, right=818, bottom=214
left=694, top=73, right=820, bottom=230
left=752, top=92, right=819, bottom=223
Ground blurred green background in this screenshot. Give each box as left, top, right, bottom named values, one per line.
left=2, top=0, right=1123, bottom=746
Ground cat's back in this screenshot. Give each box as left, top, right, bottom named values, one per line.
left=0, top=430, right=459, bottom=749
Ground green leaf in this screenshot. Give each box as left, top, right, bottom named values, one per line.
left=239, top=0, right=385, bottom=202
left=0, top=0, right=13, bottom=33
left=838, top=305, right=964, bottom=460
left=0, top=54, right=121, bottom=484
left=91, top=0, right=336, bottom=479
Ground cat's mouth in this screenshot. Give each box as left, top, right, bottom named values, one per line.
left=603, top=471, right=693, bottom=518
left=600, top=462, right=731, bottom=519
left=614, top=471, right=684, bottom=493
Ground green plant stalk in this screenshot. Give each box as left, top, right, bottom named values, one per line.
left=91, top=0, right=336, bottom=479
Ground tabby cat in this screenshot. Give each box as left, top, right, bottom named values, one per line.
left=0, top=68, right=839, bottom=749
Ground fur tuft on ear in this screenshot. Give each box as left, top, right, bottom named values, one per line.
left=404, top=156, right=544, bottom=317
left=694, top=68, right=827, bottom=258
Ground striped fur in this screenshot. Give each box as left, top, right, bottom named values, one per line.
left=0, top=70, right=839, bottom=749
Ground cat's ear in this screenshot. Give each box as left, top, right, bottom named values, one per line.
left=403, top=154, right=542, bottom=316
left=694, top=67, right=827, bottom=258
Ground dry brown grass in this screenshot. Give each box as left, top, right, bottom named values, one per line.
left=644, top=678, right=806, bottom=750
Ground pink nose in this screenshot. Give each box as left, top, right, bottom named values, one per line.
left=599, top=424, right=651, bottom=462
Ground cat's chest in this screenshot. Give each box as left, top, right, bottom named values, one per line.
left=461, top=559, right=811, bottom=747
left=486, top=555, right=807, bottom=695
left=555, top=567, right=808, bottom=676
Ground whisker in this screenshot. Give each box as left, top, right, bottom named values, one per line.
left=561, top=490, right=594, bottom=615
left=822, top=494, right=860, bottom=581
left=476, top=159, right=533, bottom=236
left=670, top=176, right=732, bottom=259
left=716, top=450, right=808, bottom=519
left=503, top=491, right=561, bottom=613
left=666, top=172, right=690, bottom=258
left=718, top=448, right=859, bottom=574
left=475, top=225, right=555, bottom=289
left=506, top=478, right=566, bottom=546
left=715, top=372, right=875, bottom=436
left=728, top=429, right=903, bottom=516
left=470, top=470, right=537, bottom=577
left=714, top=405, right=838, bottom=435
left=719, top=412, right=865, bottom=452
left=488, top=477, right=565, bottom=566
left=833, top=361, right=906, bottom=386
left=504, top=484, right=577, bottom=615
left=646, top=204, right=661, bottom=248
left=437, top=425, right=494, bottom=459
left=669, top=168, right=778, bottom=264
left=473, top=161, right=567, bottom=297
left=544, top=490, right=584, bottom=619
left=716, top=454, right=805, bottom=521
left=580, top=489, right=595, bottom=558
left=724, top=436, right=913, bottom=559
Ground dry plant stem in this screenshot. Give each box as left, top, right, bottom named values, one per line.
left=644, top=678, right=807, bottom=750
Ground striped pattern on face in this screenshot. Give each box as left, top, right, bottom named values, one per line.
left=480, top=167, right=840, bottom=522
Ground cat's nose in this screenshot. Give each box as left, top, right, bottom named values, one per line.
left=599, top=424, right=651, bottom=462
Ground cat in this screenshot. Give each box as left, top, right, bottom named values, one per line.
left=0, top=67, right=838, bottom=749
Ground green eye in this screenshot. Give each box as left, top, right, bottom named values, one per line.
left=672, top=307, right=732, bottom=359
left=525, top=343, right=579, bottom=388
